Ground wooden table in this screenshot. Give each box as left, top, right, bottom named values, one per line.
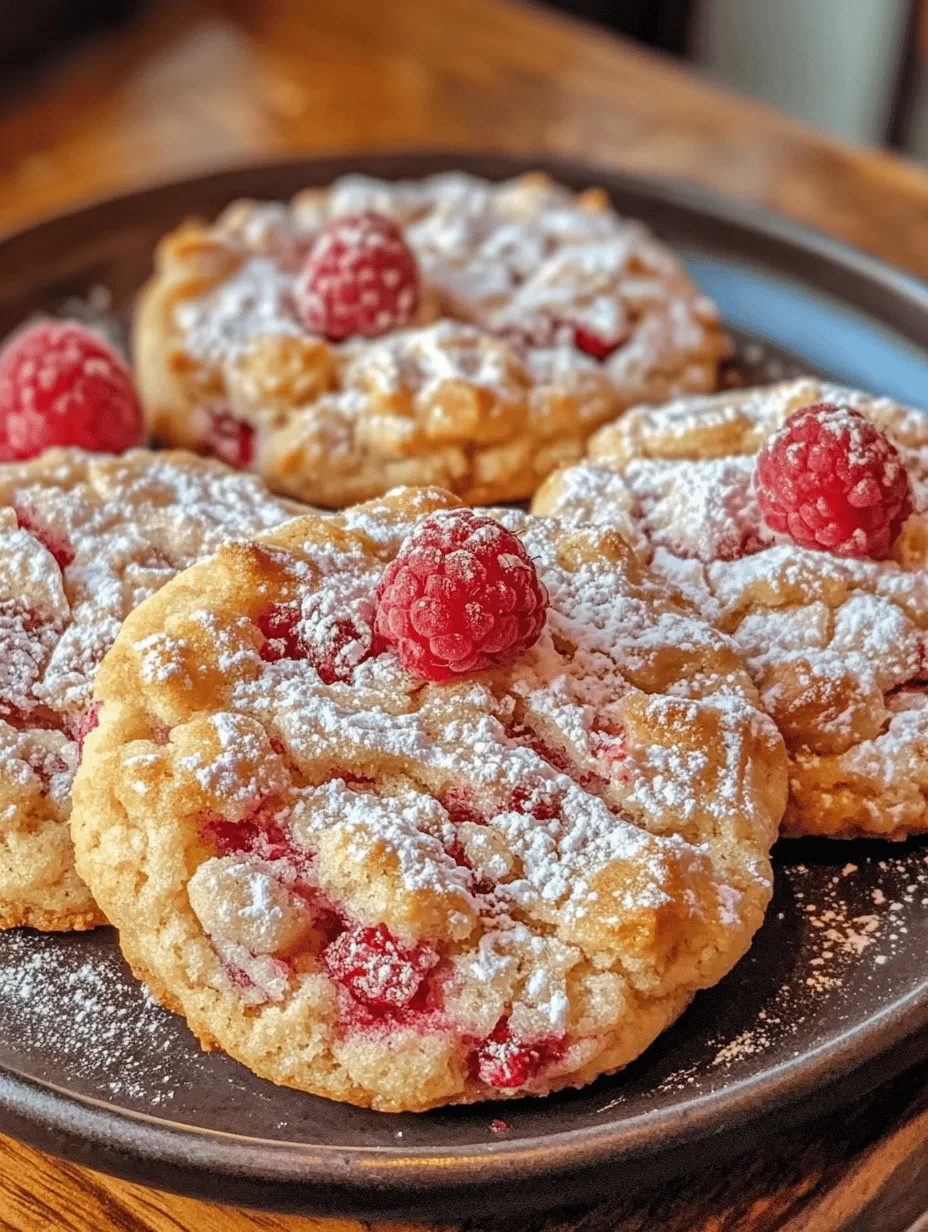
left=2, top=1, right=928, bottom=1229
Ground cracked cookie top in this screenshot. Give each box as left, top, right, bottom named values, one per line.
left=534, top=378, right=928, bottom=838
left=0, top=448, right=303, bottom=930
left=72, top=486, right=785, bottom=1110
left=135, top=171, right=726, bottom=507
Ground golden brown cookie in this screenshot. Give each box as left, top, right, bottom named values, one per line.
left=534, top=378, right=928, bottom=839
left=72, top=487, right=785, bottom=1110
left=0, top=447, right=303, bottom=930
left=135, top=172, right=727, bottom=507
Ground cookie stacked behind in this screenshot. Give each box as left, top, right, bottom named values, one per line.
left=134, top=171, right=727, bottom=507
left=71, top=487, right=786, bottom=1111
left=0, top=448, right=303, bottom=930
left=534, top=378, right=928, bottom=839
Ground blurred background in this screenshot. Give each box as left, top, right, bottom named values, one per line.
left=2, top=0, right=927, bottom=160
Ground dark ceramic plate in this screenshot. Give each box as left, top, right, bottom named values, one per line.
left=1, top=153, right=928, bottom=1221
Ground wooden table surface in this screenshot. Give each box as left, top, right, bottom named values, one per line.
left=3, top=1, right=928, bottom=1230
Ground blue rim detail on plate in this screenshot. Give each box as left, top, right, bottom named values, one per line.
left=685, top=253, right=928, bottom=409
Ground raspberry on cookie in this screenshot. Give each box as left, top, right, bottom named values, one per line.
left=0, top=321, right=144, bottom=462
left=0, top=449, right=303, bottom=931
left=534, top=378, right=928, bottom=840
left=375, top=507, right=549, bottom=679
left=72, top=487, right=785, bottom=1111
left=295, top=212, right=421, bottom=340
left=134, top=171, right=727, bottom=507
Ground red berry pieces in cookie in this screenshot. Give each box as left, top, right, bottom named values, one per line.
left=256, top=603, right=303, bottom=663
left=295, top=212, right=420, bottom=341
left=255, top=602, right=371, bottom=684
left=471, top=1018, right=565, bottom=1089
left=204, top=407, right=255, bottom=470
left=72, top=703, right=101, bottom=760
left=754, top=403, right=913, bottom=559
left=14, top=506, right=74, bottom=570
left=322, top=924, right=438, bottom=1012
left=572, top=324, right=622, bottom=361
left=0, top=322, right=144, bottom=461
left=199, top=805, right=314, bottom=878
left=375, top=508, right=549, bottom=682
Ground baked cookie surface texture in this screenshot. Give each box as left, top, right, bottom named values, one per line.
left=135, top=172, right=727, bottom=506
left=534, top=378, right=928, bottom=839
left=0, top=448, right=302, bottom=930
left=73, top=486, right=785, bottom=1110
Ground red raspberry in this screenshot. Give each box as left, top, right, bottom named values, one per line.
left=754, top=403, right=913, bottom=559
left=255, top=603, right=370, bottom=683
left=0, top=322, right=144, bottom=461
left=203, top=407, right=255, bottom=470
left=322, top=924, right=438, bottom=1012
left=471, top=1018, right=565, bottom=1089
left=256, top=603, right=303, bottom=663
left=375, top=509, right=548, bottom=682
left=199, top=805, right=314, bottom=877
left=295, top=212, right=420, bottom=341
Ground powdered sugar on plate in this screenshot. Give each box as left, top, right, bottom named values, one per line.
left=595, top=842, right=928, bottom=1109
left=0, top=929, right=179, bottom=1105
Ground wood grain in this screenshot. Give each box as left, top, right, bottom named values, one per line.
left=2, top=1065, right=928, bottom=1231
left=2, top=1, right=928, bottom=1228
left=1, top=0, right=928, bottom=278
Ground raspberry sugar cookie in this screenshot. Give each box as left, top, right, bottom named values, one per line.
left=134, top=171, right=727, bottom=507
left=534, top=378, right=928, bottom=839
left=0, top=449, right=303, bottom=930
left=72, top=488, right=785, bottom=1111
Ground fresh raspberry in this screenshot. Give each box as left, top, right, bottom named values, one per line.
left=0, top=322, right=144, bottom=461
left=471, top=1018, right=565, bottom=1089
left=375, top=508, right=548, bottom=682
left=322, top=924, right=438, bottom=1012
left=295, top=212, right=420, bottom=341
left=203, top=407, right=255, bottom=470
left=754, top=403, right=913, bottom=559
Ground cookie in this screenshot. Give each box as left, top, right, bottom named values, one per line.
left=534, top=378, right=928, bottom=839
left=134, top=171, right=727, bottom=507
left=0, top=448, right=303, bottom=930
left=72, top=487, right=785, bottom=1111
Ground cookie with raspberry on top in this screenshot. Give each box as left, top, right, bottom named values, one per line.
left=0, top=320, right=307, bottom=930
left=534, top=378, right=928, bottom=840
left=133, top=171, right=727, bottom=508
left=71, top=486, right=785, bottom=1110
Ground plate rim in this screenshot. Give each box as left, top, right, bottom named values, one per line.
left=1, top=149, right=928, bottom=1215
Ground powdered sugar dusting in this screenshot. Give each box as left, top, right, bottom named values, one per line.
left=0, top=931, right=179, bottom=1104
left=536, top=378, right=928, bottom=839
left=0, top=448, right=301, bottom=926
left=89, top=490, right=784, bottom=1108
left=154, top=171, right=726, bottom=508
